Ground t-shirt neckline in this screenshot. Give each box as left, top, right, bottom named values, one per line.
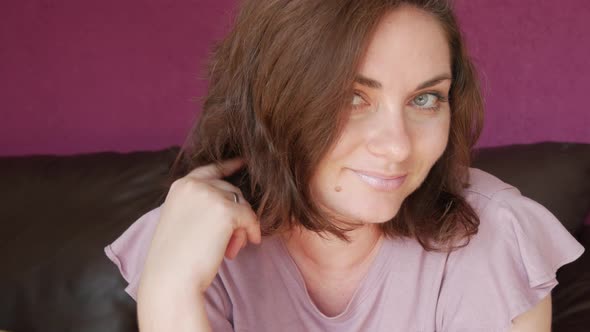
left=271, top=233, right=393, bottom=323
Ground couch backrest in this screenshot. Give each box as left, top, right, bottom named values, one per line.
left=0, top=142, right=588, bottom=332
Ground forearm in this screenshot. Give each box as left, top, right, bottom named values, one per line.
left=137, top=284, right=212, bottom=332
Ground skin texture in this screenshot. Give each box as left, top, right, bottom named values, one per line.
left=284, top=7, right=552, bottom=329
left=137, top=158, right=262, bottom=332
left=309, top=6, right=452, bottom=228
left=510, top=294, right=552, bottom=331
left=282, top=5, right=452, bottom=317
left=137, top=5, right=552, bottom=331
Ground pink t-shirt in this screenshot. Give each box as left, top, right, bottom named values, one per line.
left=104, top=167, right=585, bottom=331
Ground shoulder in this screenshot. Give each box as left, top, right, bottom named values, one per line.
left=459, top=167, right=566, bottom=239
left=205, top=235, right=287, bottom=327
left=458, top=167, right=519, bottom=220
left=216, top=235, right=282, bottom=287
left=463, top=167, right=517, bottom=199
left=104, top=206, right=162, bottom=300
left=104, top=204, right=280, bottom=302
left=435, top=168, right=585, bottom=331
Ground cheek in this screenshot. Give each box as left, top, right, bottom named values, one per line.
left=326, top=122, right=365, bottom=161
left=308, top=115, right=450, bottom=223
left=308, top=138, right=370, bottom=220
left=435, top=114, right=451, bottom=152
left=310, top=124, right=364, bottom=188
left=428, top=124, right=449, bottom=156
left=311, top=169, right=401, bottom=224
left=413, top=113, right=450, bottom=152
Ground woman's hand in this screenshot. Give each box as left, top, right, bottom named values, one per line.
left=139, top=158, right=261, bottom=296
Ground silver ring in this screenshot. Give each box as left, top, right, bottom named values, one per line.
left=232, top=192, right=240, bottom=204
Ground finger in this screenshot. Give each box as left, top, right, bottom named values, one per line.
left=225, top=229, right=246, bottom=259
left=236, top=204, right=262, bottom=244
left=229, top=202, right=262, bottom=245
left=207, top=179, right=250, bottom=207
left=232, top=228, right=248, bottom=258
left=245, top=224, right=262, bottom=245
left=187, top=158, right=245, bottom=180
left=200, top=184, right=261, bottom=246
left=237, top=228, right=248, bottom=249
left=224, top=233, right=237, bottom=259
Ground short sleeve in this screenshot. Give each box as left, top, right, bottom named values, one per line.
left=104, top=206, right=162, bottom=300
left=436, top=188, right=585, bottom=332
left=104, top=206, right=235, bottom=331
left=205, top=274, right=235, bottom=332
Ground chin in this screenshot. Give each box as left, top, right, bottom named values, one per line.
left=343, top=200, right=402, bottom=225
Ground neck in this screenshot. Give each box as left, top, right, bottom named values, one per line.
left=280, top=223, right=384, bottom=274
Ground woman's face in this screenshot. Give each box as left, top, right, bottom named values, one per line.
left=311, top=6, right=452, bottom=225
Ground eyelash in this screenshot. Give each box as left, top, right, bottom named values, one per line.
left=351, top=91, right=449, bottom=113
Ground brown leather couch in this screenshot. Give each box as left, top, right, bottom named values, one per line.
left=1, top=142, right=589, bottom=332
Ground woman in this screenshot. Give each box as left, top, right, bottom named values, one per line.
left=105, top=0, right=585, bottom=331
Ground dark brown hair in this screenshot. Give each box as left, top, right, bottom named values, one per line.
left=168, top=0, right=484, bottom=252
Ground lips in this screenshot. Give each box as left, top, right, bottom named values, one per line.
left=351, top=169, right=407, bottom=192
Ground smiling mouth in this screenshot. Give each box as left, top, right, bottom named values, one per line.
left=351, top=170, right=407, bottom=192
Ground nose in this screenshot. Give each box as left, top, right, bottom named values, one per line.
left=366, top=104, right=411, bottom=162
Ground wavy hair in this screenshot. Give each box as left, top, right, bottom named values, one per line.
left=168, top=0, right=484, bottom=252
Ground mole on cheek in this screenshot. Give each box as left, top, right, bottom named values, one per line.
left=334, top=186, right=342, bottom=192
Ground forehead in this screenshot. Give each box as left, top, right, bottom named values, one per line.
left=358, top=5, right=451, bottom=87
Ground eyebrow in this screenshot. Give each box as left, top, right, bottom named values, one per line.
left=354, top=73, right=453, bottom=91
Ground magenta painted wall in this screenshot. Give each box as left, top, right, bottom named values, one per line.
left=1, top=0, right=589, bottom=157
left=454, top=0, right=590, bottom=147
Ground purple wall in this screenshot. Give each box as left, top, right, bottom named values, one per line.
left=454, top=0, right=590, bottom=147
left=1, top=0, right=589, bottom=156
